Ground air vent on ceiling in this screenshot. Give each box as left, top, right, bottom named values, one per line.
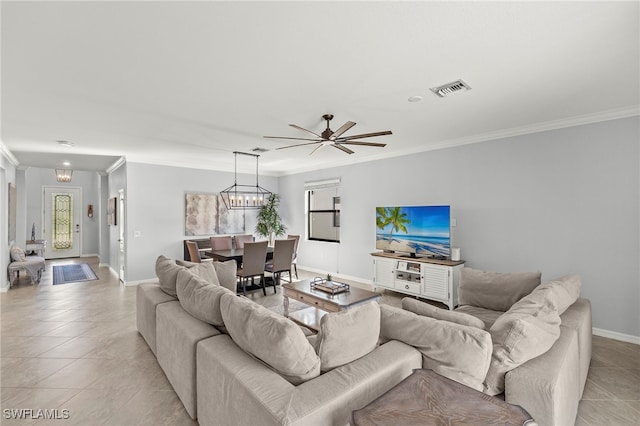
left=430, top=79, right=471, bottom=98
left=251, top=147, right=269, bottom=153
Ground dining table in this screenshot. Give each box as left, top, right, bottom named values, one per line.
left=205, top=246, right=274, bottom=266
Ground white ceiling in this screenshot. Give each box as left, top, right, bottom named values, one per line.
left=2, top=1, right=639, bottom=176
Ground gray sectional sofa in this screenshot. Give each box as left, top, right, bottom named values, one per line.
left=136, top=256, right=591, bottom=426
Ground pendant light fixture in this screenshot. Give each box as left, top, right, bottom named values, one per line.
left=220, top=151, right=272, bottom=210
left=55, top=169, right=73, bottom=183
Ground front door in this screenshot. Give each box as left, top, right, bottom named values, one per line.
left=43, top=186, right=82, bottom=259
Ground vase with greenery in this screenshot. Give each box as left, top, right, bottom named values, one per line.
left=255, top=194, right=286, bottom=246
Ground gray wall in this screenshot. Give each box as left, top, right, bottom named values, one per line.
left=24, top=168, right=101, bottom=256
left=124, top=162, right=279, bottom=282
left=278, top=116, right=640, bottom=337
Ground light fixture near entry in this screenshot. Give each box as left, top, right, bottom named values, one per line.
left=55, top=169, right=73, bottom=183
left=87, top=204, right=94, bottom=218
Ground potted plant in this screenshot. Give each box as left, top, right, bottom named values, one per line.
left=255, top=193, right=286, bottom=246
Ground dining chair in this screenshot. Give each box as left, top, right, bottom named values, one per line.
left=234, top=234, right=254, bottom=249
left=186, top=240, right=213, bottom=263
left=210, top=236, right=233, bottom=251
left=287, top=234, right=301, bottom=279
left=236, top=241, right=269, bottom=296
left=264, top=238, right=295, bottom=287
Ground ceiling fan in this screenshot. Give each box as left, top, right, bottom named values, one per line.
left=264, top=114, right=392, bottom=155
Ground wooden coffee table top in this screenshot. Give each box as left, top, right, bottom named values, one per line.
left=282, top=280, right=381, bottom=309
left=352, top=369, right=534, bottom=426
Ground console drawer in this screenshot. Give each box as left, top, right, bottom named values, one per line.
left=395, top=280, right=420, bottom=295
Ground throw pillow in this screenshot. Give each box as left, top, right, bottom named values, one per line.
left=533, top=275, right=582, bottom=315
left=189, top=261, right=220, bottom=286
left=484, top=287, right=561, bottom=395
left=155, top=255, right=185, bottom=297
left=379, top=304, right=492, bottom=391
left=175, top=268, right=232, bottom=327
left=314, top=302, right=380, bottom=372
left=458, top=267, right=542, bottom=312
left=10, top=245, right=26, bottom=262
left=402, top=298, right=486, bottom=330
left=220, top=293, right=320, bottom=385
left=213, top=260, right=238, bottom=292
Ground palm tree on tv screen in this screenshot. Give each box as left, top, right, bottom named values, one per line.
left=383, top=207, right=410, bottom=243
left=376, top=207, right=390, bottom=230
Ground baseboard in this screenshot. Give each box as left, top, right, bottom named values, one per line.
left=123, top=277, right=158, bottom=287
left=81, top=253, right=99, bottom=258
left=592, top=327, right=640, bottom=345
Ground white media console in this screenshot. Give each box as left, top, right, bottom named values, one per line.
left=371, top=252, right=465, bottom=310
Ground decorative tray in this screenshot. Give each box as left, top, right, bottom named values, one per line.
left=311, top=278, right=350, bottom=295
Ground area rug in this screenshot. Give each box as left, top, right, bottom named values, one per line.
left=52, top=264, right=99, bottom=285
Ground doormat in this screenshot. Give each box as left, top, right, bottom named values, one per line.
left=53, top=264, right=99, bottom=285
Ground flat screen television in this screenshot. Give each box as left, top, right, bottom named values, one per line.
left=376, top=205, right=451, bottom=258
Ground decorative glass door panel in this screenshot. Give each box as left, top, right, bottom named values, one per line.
left=53, top=194, right=73, bottom=249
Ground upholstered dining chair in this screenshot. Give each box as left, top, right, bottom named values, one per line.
left=287, top=234, right=300, bottom=279
left=236, top=241, right=269, bottom=296
left=264, top=238, right=296, bottom=287
left=234, top=234, right=254, bottom=249
left=210, top=236, right=233, bottom=251
left=186, top=240, right=213, bottom=263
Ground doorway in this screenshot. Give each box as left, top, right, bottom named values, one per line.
left=118, top=189, right=125, bottom=283
left=43, top=186, right=82, bottom=259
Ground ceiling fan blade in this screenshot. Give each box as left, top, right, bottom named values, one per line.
left=340, top=141, right=387, bottom=147
left=333, top=143, right=355, bottom=154
left=289, top=124, right=322, bottom=138
left=329, top=121, right=356, bottom=139
left=309, top=144, right=325, bottom=155
left=275, top=141, right=322, bottom=150
left=336, top=130, right=392, bottom=141
left=264, top=136, right=321, bottom=142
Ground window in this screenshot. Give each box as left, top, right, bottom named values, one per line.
left=306, top=179, right=340, bottom=243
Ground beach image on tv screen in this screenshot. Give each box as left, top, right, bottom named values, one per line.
left=376, top=205, right=450, bottom=257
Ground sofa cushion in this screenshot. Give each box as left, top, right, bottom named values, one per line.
left=458, top=267, right=542, bottom=312
left=156, top=255, right=186, bottom=297
left=402, top=298, right=486, bottom=330
left=220, top=293, right=320, bottom=385
left=314, top=302, right=380, bottom=372
left=454, top=305, right=503, bottom=330
left=213, top=260, right=238, bottom=292
left=534, top=275, right=582, bottom=315
left=10, top=245, right=26, bottom=262
left=176, top=268, right=233, bottom=327
left=136, top=282, right=176, bottom=355
left=379, top=304, right=492, bottom=391
left=484, top=287, right=561, bottom=395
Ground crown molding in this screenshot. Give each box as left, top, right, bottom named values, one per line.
left=0, top=141, right=19, bottom=167
left=106, top=156, right=126, bottom=174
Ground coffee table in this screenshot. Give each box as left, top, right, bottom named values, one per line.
left=282, top=280, right=381, bottom=332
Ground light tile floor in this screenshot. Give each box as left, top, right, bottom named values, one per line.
left=1, top=257, right=639, bottom=425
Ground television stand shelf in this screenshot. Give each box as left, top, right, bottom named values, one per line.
left=370, top=252, right=465, bottom=310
